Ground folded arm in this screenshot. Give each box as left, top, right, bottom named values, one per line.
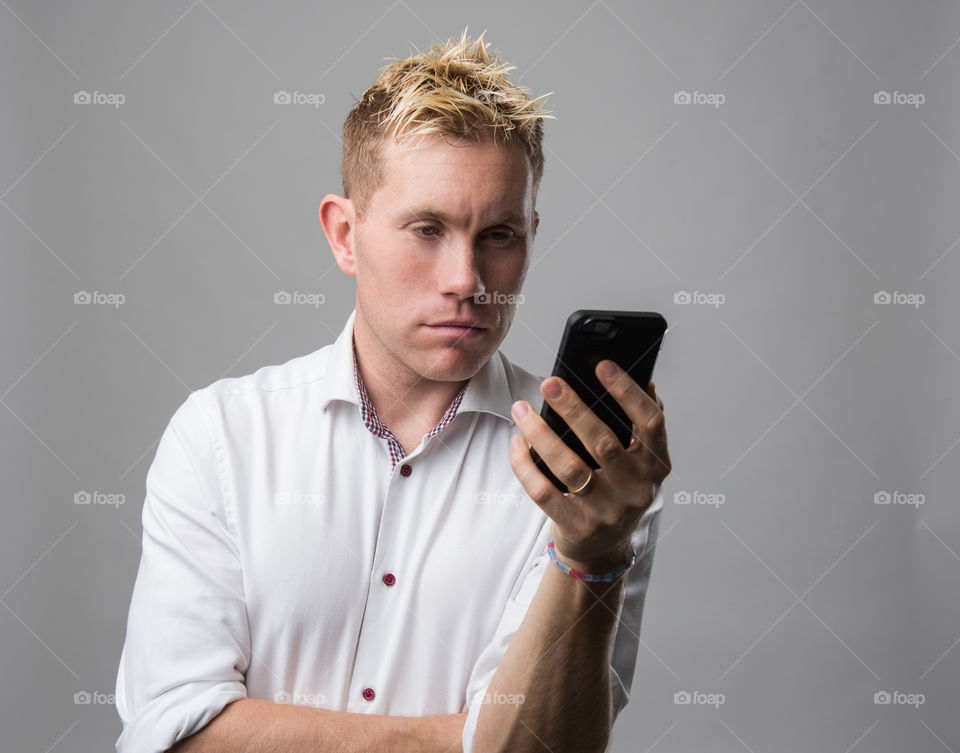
left=168, top=699, right=466, bottom=753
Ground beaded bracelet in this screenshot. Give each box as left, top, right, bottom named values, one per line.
left=546, top=538, right=637, bottom=583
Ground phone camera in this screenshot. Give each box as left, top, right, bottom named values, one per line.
left=585, top=318, right=616, bottom=338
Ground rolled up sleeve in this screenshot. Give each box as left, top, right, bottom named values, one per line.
left=115, top=391, right=249, bottom=753
left=461, top=487, right=664, bottom=753
left=608, top=486, right=663, bottom=717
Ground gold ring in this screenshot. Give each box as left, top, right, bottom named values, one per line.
left=568, top=468, right=594, bottom=496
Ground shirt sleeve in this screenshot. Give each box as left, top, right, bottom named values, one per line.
left=460, top=486, right=665, bottom=753
left=115, top=390, right=249, bottom=753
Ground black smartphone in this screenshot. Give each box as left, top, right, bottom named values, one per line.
left=529, top=310, right=668, bottom=492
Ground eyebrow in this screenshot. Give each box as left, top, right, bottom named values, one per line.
left=398, top=207, right=526, bottom=227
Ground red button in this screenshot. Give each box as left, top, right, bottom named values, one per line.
left=382, top=572, right=396, bottom=587
left=362, top=687, right=375, bottom=701
left=399, top=463, right=412, bottom=477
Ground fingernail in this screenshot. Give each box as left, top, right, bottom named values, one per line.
left=512, top=401, right=530, bottom=420
left=599, top=360, right=617, bottom=380
left=542, top=379, right=562, bottom=399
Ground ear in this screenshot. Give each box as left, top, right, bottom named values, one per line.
left=319, top=194, right=357, bottom=277
left=533, top=210, right=539, bottom=236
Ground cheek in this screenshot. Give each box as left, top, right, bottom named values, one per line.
left=360, top=234, right=419, bottom=281
left=484, top=252, right=528, bottom=290
left=362, top=246, right=434, bottom=305
left=387, top=254, right=431, bottom=289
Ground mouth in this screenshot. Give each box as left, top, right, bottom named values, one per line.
left=424, top=321, right=488, bottom=338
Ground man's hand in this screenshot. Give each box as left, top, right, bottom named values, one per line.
left=509, top=359, right=671, bottom=571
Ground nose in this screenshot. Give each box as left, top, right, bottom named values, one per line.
left=438, top=239, right=484, bottom=300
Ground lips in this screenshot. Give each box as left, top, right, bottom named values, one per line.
left=423, top=320, right=489, bottom=340
left=429, top=321, right=486, bottom=329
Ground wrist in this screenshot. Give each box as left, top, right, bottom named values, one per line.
left=547, top=537, right=636, bottom=583
left=552, top=534, right=634, bottom=568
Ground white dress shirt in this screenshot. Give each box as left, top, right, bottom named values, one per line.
left=115, top=308, right=664, bottom=753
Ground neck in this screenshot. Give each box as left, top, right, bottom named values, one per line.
left=352, top=313, right=467, bottom=446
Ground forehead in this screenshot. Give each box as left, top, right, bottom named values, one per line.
left=374, top=132, right=534, bottom=214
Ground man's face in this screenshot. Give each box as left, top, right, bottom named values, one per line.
left=350, top=133, right=538, bottom=383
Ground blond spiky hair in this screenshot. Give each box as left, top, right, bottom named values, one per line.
left=341, top=29, right=553, bottom=220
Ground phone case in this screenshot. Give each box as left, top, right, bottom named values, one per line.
left=529, top=309, right=667, bottom=492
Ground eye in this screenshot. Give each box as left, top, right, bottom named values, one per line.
left=483, top=228, right=517, bottom=245
left=413, top=224, right=441, bottom=237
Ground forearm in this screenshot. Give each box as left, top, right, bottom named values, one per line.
left=168, top=698, right=466, bottom=753
left=473, top=556, right=627, bottom=753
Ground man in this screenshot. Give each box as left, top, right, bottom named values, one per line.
left=115, top=30, right=670, bottom=753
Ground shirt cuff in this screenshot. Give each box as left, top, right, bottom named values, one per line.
left=115, top=681, right=246, bottom=753
left=461, top=684, right=489, bottom=753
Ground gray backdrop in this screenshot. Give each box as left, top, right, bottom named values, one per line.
left=3, top=2, right=958, bottom=751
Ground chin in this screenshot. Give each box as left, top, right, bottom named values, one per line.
left=419, top=344, right=492, bottom=382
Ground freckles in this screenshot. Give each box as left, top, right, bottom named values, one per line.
left=389, top=264, right=429, bottom=296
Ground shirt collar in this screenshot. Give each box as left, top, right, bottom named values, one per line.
left=351, top=339, right=467, bottom=441
left=320, top=308, right=516, bottom=425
